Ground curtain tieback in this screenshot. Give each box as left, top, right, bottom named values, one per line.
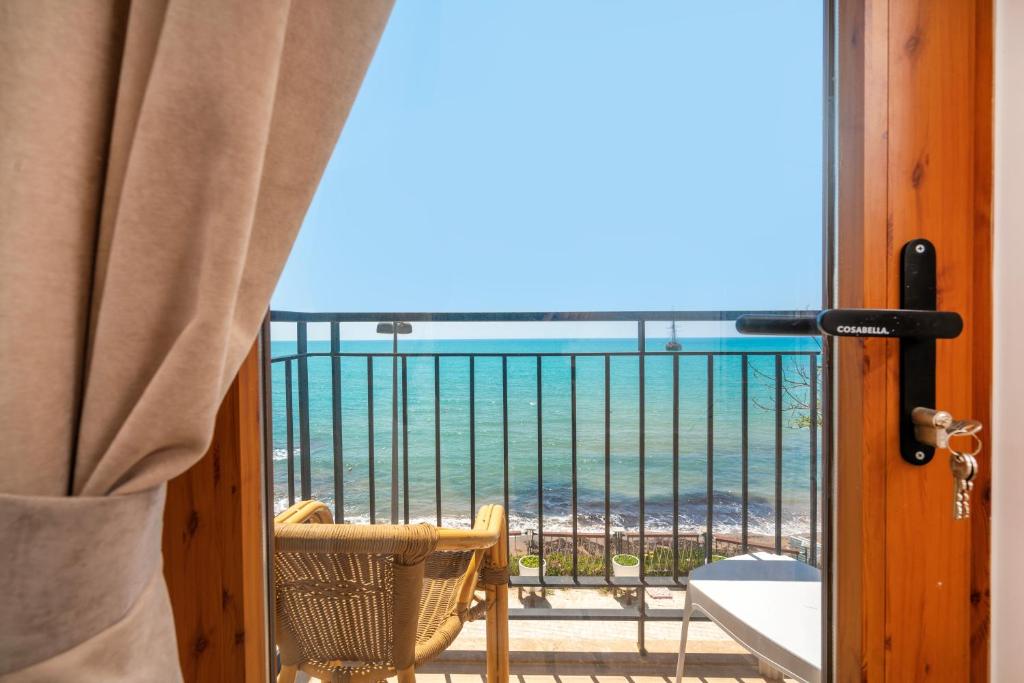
left=0, top=484, right=166, bottom=675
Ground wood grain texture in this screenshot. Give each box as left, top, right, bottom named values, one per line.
left=966, top=2, right=991, bottom=679
left=836, top=0, right=890, bottom=679
left=238, top=338, right=271, bottom=682
left=970, top=3, right=993, bottom=682
left=837, top=0, right=991, bottom=679
left=163, top=342, right=268, bottom=682
left=885, top=1, right=976, bottom=679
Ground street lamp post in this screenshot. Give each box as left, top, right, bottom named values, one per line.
left=376, top=321, right=412, bottom=523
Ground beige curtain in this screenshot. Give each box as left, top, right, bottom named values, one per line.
left=0, top=1, right=392, bottom=679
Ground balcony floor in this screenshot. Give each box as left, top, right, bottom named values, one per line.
left=419, top=586, right=800, bottom=683
left=296, top=586, right=797, bottom=682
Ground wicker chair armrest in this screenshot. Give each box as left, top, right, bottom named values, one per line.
left=466, top=558, right=511, bottom=623
left=275, top=500, right=333, bottom=525
left=436, top=504, right=505, bottom=551
left=438, top=505, right=507, bottom=609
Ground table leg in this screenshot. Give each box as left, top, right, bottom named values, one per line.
left=675, top=593, right=693, bottom=683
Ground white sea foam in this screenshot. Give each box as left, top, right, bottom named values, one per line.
left=273, top=496, right=815, bottom=539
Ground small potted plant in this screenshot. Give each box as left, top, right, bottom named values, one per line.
left=612, top=553, right=640, bottom=578
left=518, top=554, right=545, bottom=577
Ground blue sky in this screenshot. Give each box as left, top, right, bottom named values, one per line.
left=272, top=1, right=824, bottom=337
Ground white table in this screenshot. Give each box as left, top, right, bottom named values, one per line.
left=675, top=552, right=821, bottom=683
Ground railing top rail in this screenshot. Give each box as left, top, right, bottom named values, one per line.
left=270, top=309, right=815, bottom=323
left=268, top=349, right=820, bottom=363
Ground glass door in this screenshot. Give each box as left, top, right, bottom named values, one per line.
left=266, top=2, right=833, bottom=681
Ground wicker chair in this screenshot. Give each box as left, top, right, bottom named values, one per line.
left=273, top=501, right=509, bottom=683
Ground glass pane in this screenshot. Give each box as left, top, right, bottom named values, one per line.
left=267, top=1, right=828, bottom=680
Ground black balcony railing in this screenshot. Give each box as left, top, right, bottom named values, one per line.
left=265, top=310, right=824, bottom=652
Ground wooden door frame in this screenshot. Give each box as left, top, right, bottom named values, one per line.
left=161, top=2, right=994, bottom=679
left=835, top=0, right=992, bottom=680
left=163, top=339, right=271, bottom=682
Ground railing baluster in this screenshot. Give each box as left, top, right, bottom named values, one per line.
left=775, top=354, right=784, bottom=554
left=331, top=322, right=344, bottom=522
left=402, top=355, right=410, bottom=525
left=367, top=356, right=375, bottom=524
left=638, top=323, right=646, bottom=582
left=705, top=354, right=714, bottom=565
left=536, top=356, right=544, bottom=588
left=297, top=322, right=311, bottom=501
left=470, top=356, right=476, bottom=521
left=672, top=353, right=680, bottom=583
left=391, top=330, right=399, bottom=524
left=604, top=355, right=611, bottom=584
left=637, top=323, right=645, bottom=654
left=741, top=354, right=749, bottom=553
left=571, top=355, right=578, bottom=584
left=285, top=359, right=295, bottom=506
left=810, top=353, right=819, bottom=567
left=434, top=356, right=442, bottom=526
left=502, top=357, right=510, bottom=563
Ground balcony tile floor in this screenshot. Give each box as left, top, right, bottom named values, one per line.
left=297, top=586, right=797, bottom=682
left=418, top=586, right=799, bottom=682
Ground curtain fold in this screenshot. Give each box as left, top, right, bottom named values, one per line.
left=0, top=0, right=393, bottom=678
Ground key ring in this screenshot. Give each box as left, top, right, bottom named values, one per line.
left=947, top=427, right=983, bottom=458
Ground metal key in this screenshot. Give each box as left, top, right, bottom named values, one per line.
left=948, top=420, right=982, bottom=520
left=949, top=451, right=976, bottom=520
left=911, top=406, right=983, bottom=519
left=912, top=407, right=984, bottom=451
left=947, top=418, right=983, bottom=439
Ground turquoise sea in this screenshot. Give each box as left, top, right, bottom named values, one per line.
left=269, top=336, right=822, bottom=537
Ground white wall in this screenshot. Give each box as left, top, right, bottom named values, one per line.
left=992, top=0, right=1024, bottom=677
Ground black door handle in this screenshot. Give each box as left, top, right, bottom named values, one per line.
left=735, top=239, right=963, bottom=466
left=736, top=308, right=963, bottom=339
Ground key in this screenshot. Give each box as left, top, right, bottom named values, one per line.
left=949, top=451, right=977, bottom=520
left=912, top=407, right=983, bottom=519
left=946, top=418, right=983, bottom=438
left=947, top=418, right=982, bottom=519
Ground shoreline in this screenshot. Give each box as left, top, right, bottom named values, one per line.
left=504, top=529, right=810, bottom=558
left=273, top=497, right=818, bottom=539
